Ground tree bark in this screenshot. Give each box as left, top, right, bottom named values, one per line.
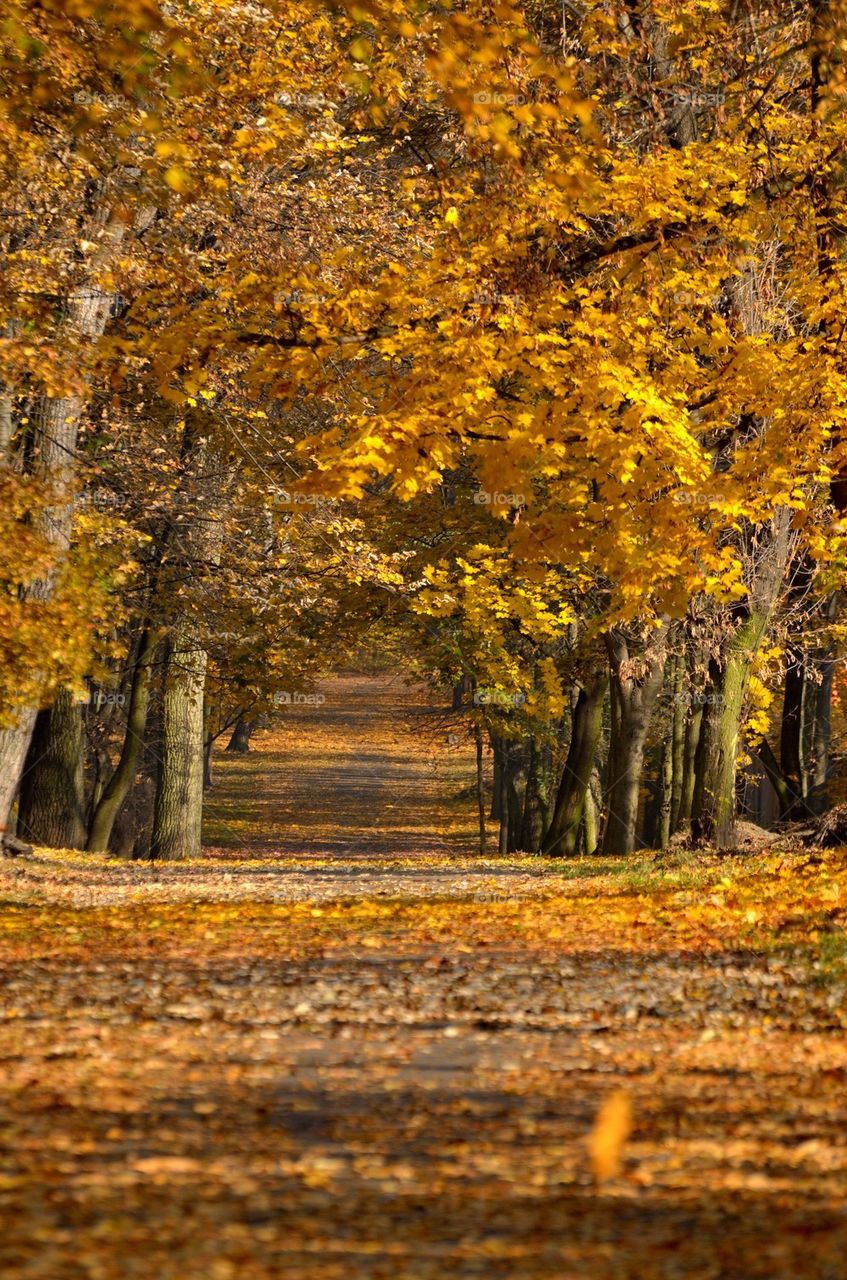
left=86, top=628, right=158, bottom=853
left=542, top=673, right=607, bottom=856
left=226, top=714, right=255, bottom=753
left=693, top=507, right=793, bottom=846
left=490, top=739, right=502, bottom=822
left=754, top=737, right=796, bottom=817
left=496, top=738, right=509, bottom=854
left=602, top=626, right=669, bottom=856
left=452, top=674, right=472, bottom=709
left=669, top=655, right=686, bottom=833
left=475, top=722, right=486, bottom=854
left=809, top=647, right=835, bottom=814
left=150, top=624, right=208, bottom=861
left=677, top=686, right=704, bottom=832
left=780, top=655, right=806, bottom=808
left=658, top=733, right=674, bottom=849
left=0, top=212, right=125, bottom=839
left=17, top=689, right=86, bottom=848
left=0, top=712, right=37, bottom=841
left=203, top=730, right=214, bottom=790
left=583, top=772, right=600, bottom=856
left=693, top=611, right=768, bottom=846
left=520, top=736, right=546, bottom=853
left=506, top=741, right=527, bottom=852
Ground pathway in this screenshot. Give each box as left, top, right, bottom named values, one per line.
left=1, top=674, right=846, bottom=1279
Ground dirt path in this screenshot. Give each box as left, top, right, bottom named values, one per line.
left=2, top=675, right=847, bottom=1279
left=204, top=672, right=479, bottom=860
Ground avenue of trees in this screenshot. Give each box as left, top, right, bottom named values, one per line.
left=3, top=0, right=847, bottom=859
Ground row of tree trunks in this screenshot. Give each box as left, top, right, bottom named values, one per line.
left=3, top=420, right=224, bottom=858
left=12, top=601, right=837, bottom=862
left=479, top=554, right=831, bottom=857
left=5, top=619, right=206, bottom=860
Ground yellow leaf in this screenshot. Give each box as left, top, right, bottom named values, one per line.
left=588, top=1090, right=632, bottom=1181
left=163, top=165, right=192, bottom=194
left=349, top=37, right=373, bottom=63
left=445, top=206, right=460, bottom=226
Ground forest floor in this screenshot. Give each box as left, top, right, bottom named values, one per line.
left=2, top=674, right=847, bottom=1279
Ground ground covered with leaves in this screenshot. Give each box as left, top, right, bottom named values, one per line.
left=2, top=677, right=847, bottom=1279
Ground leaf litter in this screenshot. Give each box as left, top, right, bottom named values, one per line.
left=1, top=677, right=847, bottom=1278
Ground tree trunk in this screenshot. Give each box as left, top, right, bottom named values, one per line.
left=583, top=772, right=600, bottom=855
left=89, top=745, right=108, bottom=821
left=475, top=722, right=486, bottom=854
left=150, top=624, right=208, bottom=860
left=86, top=628, right=158, bottom=853
left=17, top=689, right=86, bottom=848
left=669, top=655, right=686, bottom=832
left=780, top=655, right=806, bottom=808
left=0, top=212, right=125, bottom=837
left=693, top=612, right=767, bottom=846
left=226, top=714, right=254, bottom=753
left=520, top=736, right=546, bottom=853
left=490, top=739, right=502, bottom=822
left=602, top=626, right=669, bottom=856
left=0, top=712, right=37, bottom=841
left=809, top=648, right=835, bottom=815
left=452, top=674, right=472, bottom=709
left=507, top=741, right=527, bottom=852
left=677, top=699, right=703, bottom=831
left=693, top=503, right=793, bottom=846
left=658, top=734, right=674, bottom=849
left=754, top=737, right=797, bottom=817
left=541, top=673, right=607, bottom=856
left=147, top=423, right=226, bottom=859
left=496, top=738, right=509, bottom=854
left=204, top=732, right=214, bottom=790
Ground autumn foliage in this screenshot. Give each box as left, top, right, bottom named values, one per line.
left=4, top=5, right=847, bottom=1268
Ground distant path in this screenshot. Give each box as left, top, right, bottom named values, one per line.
left=4, top=673, right=556, bottom=907
left=203, top=673, right=478, bottom=860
